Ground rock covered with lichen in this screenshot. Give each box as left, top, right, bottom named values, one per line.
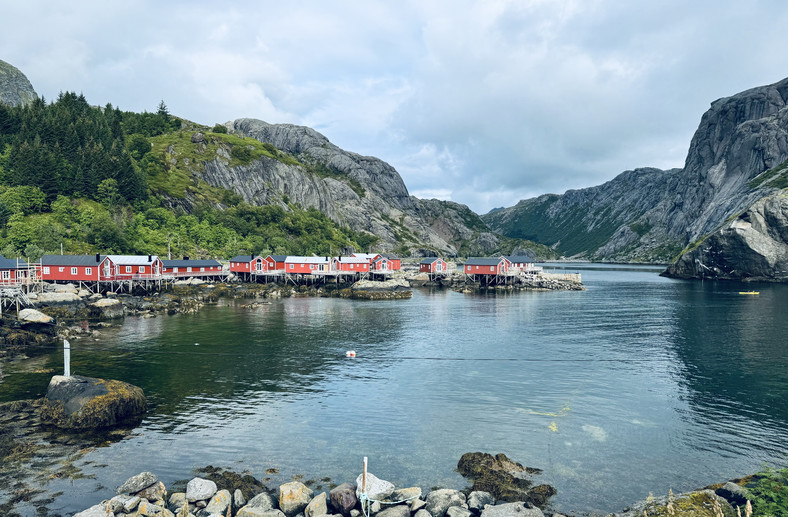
left=39, top=375, right=146, bottom=429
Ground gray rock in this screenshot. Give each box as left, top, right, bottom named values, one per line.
left=202, top=489, right=232, bottom=515
left=480, top=502, right=544, bottom=517
left=355, top=473, right=394, bottom=501
left=390, top=487, right=422, bottom=502
left=117, top=472, right=158, bottom=496
left=187, top=477, right=218, bottom=502
left=279, top=481, right=314, bottom=517
left=376, top=505, right=411, bottom=517
left=715, top=482, right=749, bottom=507
left=237, top=509, right=287, bottom=517
left=192, top=132, right=205, bottom=144
left=413, top=510, right=432, bottom=517
left=110, top=494, right=141, bottom=513
left=137, top=480, right=167, bottom=502
left=350, top=510, right=362, bottom=517
left=330, top=483, right=358, bottom=515
left=425, top=489, right=466, bottom=517
left=467, top=491, right=495, bottom=511
left=247, top=491, right=277, bottom=510
left=73, top=504, right=114, bottom=517
left=18, top=308, right=54, bottom=324
left=447, top=507, right=474, bottom=517
left=40, top=375, right=147, bottom=429
left=235, top=489, right=247, bottom=509
left=410, top=499, right=427, bottom=512
left=168, top=492, right=187, bottom=511
left=305, top=492, right=328, bottom=517
left=32, top=292, right=82, bottom=304
left=0, top=59, right=38, bottom=107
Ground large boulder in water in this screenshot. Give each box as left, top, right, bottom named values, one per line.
left=457, top=452, right=555, bottom=507
left=40, top=375, right=146, bottom=429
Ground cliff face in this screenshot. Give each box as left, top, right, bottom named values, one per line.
left=663, top=191, right=788, bottom=281
left=190, top=118, right=501, bottom=256
left=0, top=59, right=37, bottom=107
left=483, top=77, right=788, bottom=262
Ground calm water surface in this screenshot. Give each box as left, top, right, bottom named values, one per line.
left=1, top=266, right=787, bottom=515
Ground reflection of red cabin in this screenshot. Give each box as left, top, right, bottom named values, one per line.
left=265, top=255, right=288, bottom=271
left=41, top=254, right=105, bottom=282
left=285, top=256, right=334, bottom=274
left=464, top=257, right=509, bottom=275
left=162, top=259, right=224, bottom=277
left=419, top=258, right=447, bottom=273
left=0, top=255, right=34, bottom=286
left=337, top=257, right=370, bottom=272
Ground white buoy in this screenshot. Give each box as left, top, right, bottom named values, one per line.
left=346, top=350, right=356, bottom=357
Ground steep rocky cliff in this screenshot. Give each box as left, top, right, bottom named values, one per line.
left=0, top=59, right=37, bottom=106
left=663, top=190, right=788, bottom=281
left=166, top=119, right=519, bottom=256
left=483, top=77, right=788, bottom=262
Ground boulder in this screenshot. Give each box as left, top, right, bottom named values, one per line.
left=117, top=471, right=159, bottom=495
left=413, top=510, right=431, bottom=517
left=90, top=297, right=125, bottom=319
left=715, top=482, right=749, bottom=507
left=410, top=499, right=427, bottom=512
left=616, top=489, right=735, bottom=517
left=447, top=507, right=473, bottom=517
left=457, top=453, right=553, bottom=505
left=425, top=489, right=466, bottom=517
left=33, top=292, right=82, bottom=304
left=203, top=489, right=232, bottom=515
left=305, top=492, right=328, bottom=517
left=238, top=509, right=286, bottom=517
left=137, top=480, right=167, bottom=503
left=235, top=489, right=247, bottom=509
left=187, top=477, right=218, bottom=502
left=135, top=498, right=173, bottom=516
left=74, top=504, right=114, bottom=517
left=247, top=491, right=277, bottom=510
left=480, top=502, right=544, bottom=517
left=390, top=487, right=422, bottom=502
left=376, top=505, right=410, bottom=517
left=355, top=473, right=394, bottom=501
left=110, top=494, right=141, bottom=513
left=279, top=481, right=313, bottom=517
left=40, top=375, right=146, bottom=429
left=467, top=492, right=495, bottom=512
left=330, top=483, right=358, bottom=515
left=192, top=132, right=205, bottom=143
left=18, top=308, right=54, bottom=324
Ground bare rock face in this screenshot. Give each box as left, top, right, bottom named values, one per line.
left=485, top=77, right=788, bottom=263
left=0, top=59, right=37, bottom=107
left=40, top=375, right=146, bottom=429
left=664, top=191, right=788, bottom=281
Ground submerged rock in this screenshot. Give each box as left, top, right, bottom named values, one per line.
left=39, top=375, right=147, bottom=429
left=457, top=452, right=554, bottom=506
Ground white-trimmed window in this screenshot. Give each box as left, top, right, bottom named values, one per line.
left=174, top=267, right=179, bottom=273
left=125, top=266, right=132, bottom=273
left=138, top=266, right=145, bottom=273
left=1, top=271, right=9, bottom=280
left=59, top=267, right=65, bottom=272
left=71, top=267, right=78, bottom=275
left=475, top=266, right=479, bottom=270
left=490, top=266, right=494, bottom=271
left=187, top=267, right=192, bottom=272
left=43, top=267, right=50, bottom=275
left=86, top=267, right=92, bottom=275
left=200, top=267, right=205, bottom=272
left=290, top=264, right=294, bottom=270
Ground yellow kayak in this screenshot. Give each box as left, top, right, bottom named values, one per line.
left=739, top=291, right=759, bottom=295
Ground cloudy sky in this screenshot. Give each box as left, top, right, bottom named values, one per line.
left=4, top=1, right=788, bottom=213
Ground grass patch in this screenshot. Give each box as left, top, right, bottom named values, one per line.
left=749, top=158, right=788, bottom=189
left=743, top=467, right=788, bottom=517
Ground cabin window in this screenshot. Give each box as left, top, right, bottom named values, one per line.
left=350, top=264, right=354, bottom=270
left=290, top=264, right=294, bottom=270
left=490, top=266, right=494, bottom=271
left=125, top=266, right=132, bottom=273
left=174, top=267, right=179, bottom=273
left=70, top=267, right=78, bottom=275
left=1, top=271, right=9, bottom=280
left=139, top=266, right=145, bottom=273
left=59, top=267, right=65, bottom=272
left=187, top=267, right=192, bottom=272
left=43, top=267, right=50, bottom=275
left=86, top=267, right=92, bottom=275
left=200, top=267, right=205, bottom=272
left=475, top=266, right=479, bottom=270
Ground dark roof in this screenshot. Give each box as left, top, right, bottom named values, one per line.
left=506, top=254, right=536, bottom=263
left=267, top=255, right=288, bottom=261
left=230, top=255, right=255, bottom=262
left=464, top=257, right=505, bottom=266
left=162, top=259, right=222, bottom=268
left=41, top=254, right=104, bottom=266
left=380, top=254, right=400, bottom=260
left=0, top=256, right=29, bottom=269
left=419, top=257, right=442, bottom=264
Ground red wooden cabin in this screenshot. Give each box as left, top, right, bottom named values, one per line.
left=285, top=256, right=335, bottom=274
left=380, top=254, right=401, bottom=270
left=162, top=259, right=224, bottom=278
left=419, top=257, right=447, bottom=274
left=463, top=257, right=509, bottom=275
left=337, top=257, right=370, bottom=272
left=265, top=255, right=288, bottom=271
left=0, top=256, right=35, bottom=287
left=41, top=254, right=106, bottom=282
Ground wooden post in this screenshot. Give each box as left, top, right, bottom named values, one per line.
left=64, top=339, right=71, bottom=377
left=362, top=456, right=368, bottom=495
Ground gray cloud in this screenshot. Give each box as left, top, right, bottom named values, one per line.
left=4, top=0, right=788, bottom=213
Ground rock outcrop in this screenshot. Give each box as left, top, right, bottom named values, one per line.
left=663, top=190, right=788, bottom=281
left=39, top=375, right=147, bottom=429
left=0, top=58, right=37, bottom=107
left=484, top=77, right=788, bottom=263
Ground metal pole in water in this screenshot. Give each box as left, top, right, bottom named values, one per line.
left=64, top=339, right=71, bottom=377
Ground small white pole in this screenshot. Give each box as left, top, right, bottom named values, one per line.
left=64, top=339, right=71, bottom=377
left=362, top=456, right=368, bottom=494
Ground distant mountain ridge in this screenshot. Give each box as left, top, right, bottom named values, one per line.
left=483, top=77, right=788, bottom=263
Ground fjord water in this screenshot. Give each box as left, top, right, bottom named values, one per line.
left=2, top=266, right=787, bottom=514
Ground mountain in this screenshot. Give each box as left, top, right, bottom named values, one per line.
left=0, top=59, right=37, bottom=107
left=483, top=77, right=788, bottom=263
left=663, top=190, right=788, bottom=281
